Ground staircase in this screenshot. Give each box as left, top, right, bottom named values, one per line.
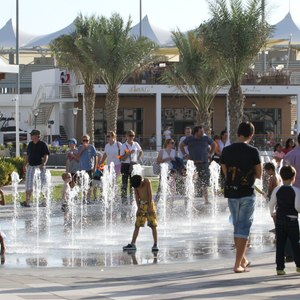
left=59, top=126, right=68, bottom=145
left=35, top=103, right=54, bottom=126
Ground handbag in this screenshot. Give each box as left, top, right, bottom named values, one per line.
left=152, top=162, right=161, bottom=175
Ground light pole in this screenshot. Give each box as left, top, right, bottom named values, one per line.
left=33, top=109, right=39, bottom=129
left=72, top=107, right=80, bottom=139
left=139, top=0, right=142, bottom=37
left=15, top=0, right=20, bottom=157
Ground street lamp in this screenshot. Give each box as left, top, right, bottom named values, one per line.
left=33, top=109, right=39, bottom=129
left=139, top=0, right=142, bottom=37
left=72, top=107, right=81, bottom=138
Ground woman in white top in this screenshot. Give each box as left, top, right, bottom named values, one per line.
left=100, top=131, right=122, bottom=176
left=156, top=139, right=176, bottom=171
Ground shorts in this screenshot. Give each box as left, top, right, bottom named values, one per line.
left=195, top=162, right=210, bottom=186
left=228, top=195, right=255, bottom=239
left=93, top=179, right=102, bottom=188
left=135, top=201, right=157, bottom=228
left=25, top=165, right=46, bottom=191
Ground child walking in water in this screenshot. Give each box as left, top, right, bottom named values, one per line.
left=123, top=175, right=158, bottom=252
left=61, top=172, right=72, bottom=226
left=269, top=165, right=300, bottom=275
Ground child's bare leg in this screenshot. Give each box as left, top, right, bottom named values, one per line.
left=93, top=187, right=97, bottom=200
left=152, top=226, right=158, bottom=245
left=131, top=227, right=140, bottom=245
left=0, top=234, right=5, bottom=256
left=25, top=190, right=32, bottom=205
left=0, top=190, right=5, bottom=205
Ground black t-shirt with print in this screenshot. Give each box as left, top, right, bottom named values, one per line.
left=221, top=142, right=261, bottom=198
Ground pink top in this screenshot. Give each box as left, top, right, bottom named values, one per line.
left=273, top=151, right=285, bottom=160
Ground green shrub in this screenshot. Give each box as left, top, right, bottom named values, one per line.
left=1, top=157, right=26, bottom=180
left=0, top=160, right=16, bottom=186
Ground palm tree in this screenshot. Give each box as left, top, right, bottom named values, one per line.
left=163, top=30, right=225, bottom=131
left=201, top=0, right=272, bottom=141
left=79, top=13, right=155, bottom=133
left=50, top=15, right=99, bottom=143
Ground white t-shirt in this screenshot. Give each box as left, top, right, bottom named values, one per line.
left=104, top=142, right=122, bottom=166
left=161, top=148, right=176, bottom=170
left=163, top=129, right=171, bottom=140
left=178, top=135, right=190, bottom=158
left=120, top=141, right=142, bottom=163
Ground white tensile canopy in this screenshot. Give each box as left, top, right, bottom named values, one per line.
left=0, top=57, right=19, bottom=74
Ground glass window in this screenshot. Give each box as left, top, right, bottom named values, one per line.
left=162, top=108, right=197, bottom=135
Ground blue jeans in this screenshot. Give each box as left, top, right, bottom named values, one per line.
left=275, top=216, right=300, bottom=270
left=228, top=195, right=255, bottom=239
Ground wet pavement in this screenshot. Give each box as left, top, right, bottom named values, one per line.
left=0, top=195, right=275, bottom=269
left=2, top=180, right=300, bottom=299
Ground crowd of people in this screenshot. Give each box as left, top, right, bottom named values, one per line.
left=1, top=123, right=300, bottom=275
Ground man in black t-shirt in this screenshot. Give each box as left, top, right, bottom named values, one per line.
left=221, top=122, right=262, bottom=273
left=21, top=130, right=50, bottom=207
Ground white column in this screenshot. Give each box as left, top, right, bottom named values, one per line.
left=155, top=92, right=162, bottom=151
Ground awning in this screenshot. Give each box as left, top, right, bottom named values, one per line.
left=0, top=57, right=19, bottom=74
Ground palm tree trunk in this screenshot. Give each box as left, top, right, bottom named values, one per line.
left=105, top=88, right=119, bottom=133
left=196, top=110, right=212, bottom=134
left=84, top=82, right=95, bottom=144
left=228, top=86, right=244, bottom=142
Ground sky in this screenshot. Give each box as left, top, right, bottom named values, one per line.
left=0, top=0, right=299, bottom=36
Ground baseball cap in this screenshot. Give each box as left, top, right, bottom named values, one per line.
left=30, top=129, right=40, bottom=136
left=68, top=138, right=77, bottom=145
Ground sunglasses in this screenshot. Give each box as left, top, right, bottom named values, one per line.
left=82, top=139, right=89, bottom=142
left=106, top=135, right=111, bottom=138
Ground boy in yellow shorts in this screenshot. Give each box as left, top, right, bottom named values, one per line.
left=123, top=175, right=158, bottom=252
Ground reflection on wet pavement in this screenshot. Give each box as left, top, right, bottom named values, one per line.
left=0, top=198, right=276, bottom=268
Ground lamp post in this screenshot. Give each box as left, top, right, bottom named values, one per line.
left=72, top=107, right=80, bottom=138
left=139, top=0, right=142, bottom=37
left=33, top=109, right=39, bottom=129
left=15, top=0, right=20, bottom=157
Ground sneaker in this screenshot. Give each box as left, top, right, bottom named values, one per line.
left=277, top=270, right=286, bottom=275
left=123, top=244, right=136, bottom=251
left=152, top=244, right=159, bottom=252
left=20, top=201, right=31, bottom=208
left=39, top=202, right=47, bottom=207
left=296, top=267, right=300, bottom=273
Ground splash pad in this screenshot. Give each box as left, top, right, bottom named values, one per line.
left=0, top=162, right=275, bottom=268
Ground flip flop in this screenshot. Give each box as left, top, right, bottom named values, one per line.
left=243, top=261, right=251, bottom=268
left=234, top=267, right=250, bottom=273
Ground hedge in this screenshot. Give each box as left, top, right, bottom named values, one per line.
left=0, top=157, right=25, bottom=186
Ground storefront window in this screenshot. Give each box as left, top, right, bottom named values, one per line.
left=162, top=108, right=196, bottom=135
left=94, top=108, right=143, bottom=147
